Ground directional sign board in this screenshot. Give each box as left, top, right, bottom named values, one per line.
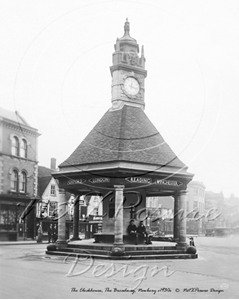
left=125, top=177, right=183, bottom=187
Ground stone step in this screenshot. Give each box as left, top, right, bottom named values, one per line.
left=68, top=243, right=176, bottom=251
left=46, top=250, right=197, bottom=260
left=125, top=250, right=184, bottom=255
left=57, top=247, right=112, bottom=256
left=50, top=247, right=184, bottom=256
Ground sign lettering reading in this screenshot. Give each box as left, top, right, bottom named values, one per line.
left=126, top=177, right=152, bottom=184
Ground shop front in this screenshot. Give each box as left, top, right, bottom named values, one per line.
left=0, top=195, right=36, bottom=241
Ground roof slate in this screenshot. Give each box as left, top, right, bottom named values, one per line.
left=59, top=105, right=186, bottom=169
left=0, top=107, right=30, bottom=126
left=38, top=166, right=53, bottom=177
left=38, top=176, right=52, bottom=197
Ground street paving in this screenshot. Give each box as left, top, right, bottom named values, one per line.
left=0, top=236, right=238, bottom=299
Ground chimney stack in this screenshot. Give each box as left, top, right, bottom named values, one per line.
left=50, top=158, right=56, bottom=170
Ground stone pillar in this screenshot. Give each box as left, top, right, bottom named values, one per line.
left=112, top=185, right=125, bottom=254
left=173, top=194, right=180, bottom=241
left=72, top=195, right=80, bottom=240
left=175, top=190, right=187, bottom=248
left=56, top=188, right=67, bottom=248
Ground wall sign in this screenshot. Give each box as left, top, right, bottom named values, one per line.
left=126, top=177, right=152, bottom=184
left=154, top=179, right=183, bottom=186
left=67, top=179, right=86, bottom=185
left=125, top=177, right=183, bottom=187
left=88, top=177, right=110, bottom=184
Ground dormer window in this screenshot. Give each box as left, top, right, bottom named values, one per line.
left=20, top=139, right=27, bottom=158
left=12, top=136, right=20, bottom=156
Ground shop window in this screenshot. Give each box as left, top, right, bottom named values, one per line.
left=0, top=204, right=17, bottom=226
left=80, top=205, right=87, bottom=219
left=108, top=202, right=115, bottom=218
left=49, top=201, right=58, bottom=218
left=130, top=203, right=136, bottom=219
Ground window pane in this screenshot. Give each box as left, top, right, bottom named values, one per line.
left=20, top=139, right=27, bottom=158
left=50, top=185, right=56, bottom=195
left=11, top=170, right=18, bottom=191
left=193, top=188, right=198, bottom=196
left=49, top=202, right=58, bottom=217
left=20, top=172, right=27, bottom=192
left=12, top=137, right=19, bottom=156
left=0, top=205, right=17, bottom=226
left=109, top=203, right=115, bottom=218
left=186, top=201, right=190, bottom=212
left=193, top=201, right=198, bottom=209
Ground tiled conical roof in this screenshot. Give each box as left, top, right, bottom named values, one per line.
left=59, top=105, right=186, bottom=169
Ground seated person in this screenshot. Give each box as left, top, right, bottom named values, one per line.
left=189, top=237, right=195, bottom=247
left=137, top=221, right=152, bottom=245
left=127, top=220, right=138, bottom=245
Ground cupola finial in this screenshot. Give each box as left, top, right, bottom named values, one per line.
left=124, top=18, right=130, bottom=34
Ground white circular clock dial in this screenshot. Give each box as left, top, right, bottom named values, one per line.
left=124, top=77, right=140, bottom=96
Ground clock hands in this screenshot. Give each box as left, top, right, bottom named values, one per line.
left=130, top=83, right=137, bottom=90
left=124, top=77, right=139, bottom=96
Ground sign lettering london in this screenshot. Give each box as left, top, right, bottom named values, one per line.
left=88, top=177, right=110, bottom=184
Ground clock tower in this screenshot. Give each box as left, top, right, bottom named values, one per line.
left=110, top=19, right=147, bottom=110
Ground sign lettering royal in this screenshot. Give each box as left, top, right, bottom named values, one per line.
left=67, top=179, right=86, bottom=185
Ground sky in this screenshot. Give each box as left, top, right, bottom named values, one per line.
left=0, top=0, right=239, bottom=197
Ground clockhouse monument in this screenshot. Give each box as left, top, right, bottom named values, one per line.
left=50, top=20, right=195, bottom=259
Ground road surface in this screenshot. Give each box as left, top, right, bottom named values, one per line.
left=0, top=236, right=239, bottom=299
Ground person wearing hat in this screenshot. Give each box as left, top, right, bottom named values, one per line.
left=189, top=236, right=195, bottom=247
left=137, top=220, right=152, bottom=245
left=127, top=219, right=138, bottom=245
left=48, top=224, right=53, bottom=243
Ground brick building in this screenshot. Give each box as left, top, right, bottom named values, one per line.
left=186, top=181, right=206, bottom=234
left=204, top=191, right=224, bottom=235
left=0, top=107, right=40, bottom=241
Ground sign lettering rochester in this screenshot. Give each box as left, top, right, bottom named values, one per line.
left=155, top=179, right=182, bottom=186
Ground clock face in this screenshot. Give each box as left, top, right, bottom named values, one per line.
left=124, top=77, right=140, bottom=96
